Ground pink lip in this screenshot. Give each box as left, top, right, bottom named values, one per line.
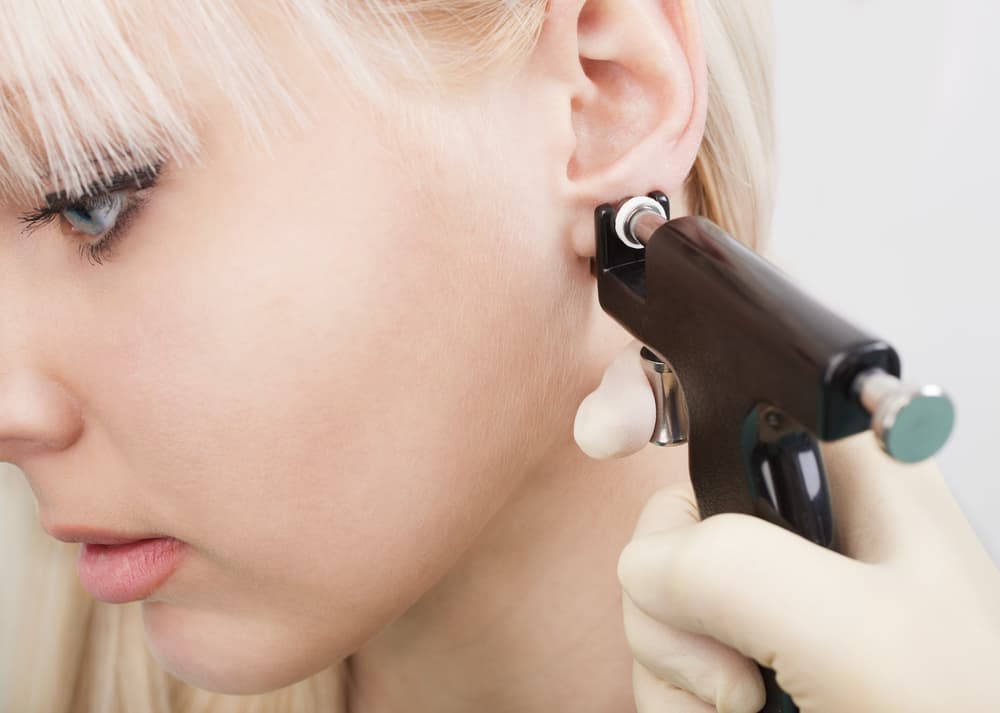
left=44, top=523, right=164, bottom=546
left=76, top=537, right=187, bottom=604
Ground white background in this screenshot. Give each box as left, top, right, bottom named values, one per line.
left=769, top=1, right=1000, bottom=561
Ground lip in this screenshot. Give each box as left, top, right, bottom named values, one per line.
left=43, top=523, right=165, bottom=546
left=76, top=537, right=187, bottom=604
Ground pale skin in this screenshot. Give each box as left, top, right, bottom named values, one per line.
left=6, top=0, right=997, bottom=710
left=0, top=0, right=713, bottom=711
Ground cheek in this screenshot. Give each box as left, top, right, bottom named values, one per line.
left=75, top=121, right=572, bottom=692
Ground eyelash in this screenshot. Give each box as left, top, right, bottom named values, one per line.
left=17, top=168, right=160, bottom=266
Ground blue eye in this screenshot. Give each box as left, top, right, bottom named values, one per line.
left=63, top=191, right=129, bottom=237
left=16, top=162, right=162, bottom=265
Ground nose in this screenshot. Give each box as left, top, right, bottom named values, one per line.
left=0, top=370, right=84, bottom=465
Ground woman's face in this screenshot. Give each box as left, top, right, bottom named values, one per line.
left=0, top=41, right=594, bottom=692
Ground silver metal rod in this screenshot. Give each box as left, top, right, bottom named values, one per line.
left=629, top=209, right=669, bottom=246
left=854, top=368, right=903, bottom=415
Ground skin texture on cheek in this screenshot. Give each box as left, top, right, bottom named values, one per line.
left=36, top=73, right=583, bottom=693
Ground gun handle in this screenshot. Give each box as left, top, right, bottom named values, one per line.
left=744, top=423, right=839, bottom=712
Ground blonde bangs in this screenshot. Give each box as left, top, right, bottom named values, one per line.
left=0, top=1, right=309, bottom=206
left=0, top=0, right=547, bottom=208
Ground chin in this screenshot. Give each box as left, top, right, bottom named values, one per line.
left=140, top=600, right=344, bottom=694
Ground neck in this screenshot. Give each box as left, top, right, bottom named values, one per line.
left=343, top=429, right=690, bottom=713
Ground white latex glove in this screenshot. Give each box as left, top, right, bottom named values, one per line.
left=617, top=411, right=1000, bottom=712
left=574, top=339, right=659, bottom=460
left=575, top=340, right=1000, bottom=712
left=576, top=339, right=769, bottom=711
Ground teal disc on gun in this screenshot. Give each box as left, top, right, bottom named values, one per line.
left=884, top=388, right=955, bottom=463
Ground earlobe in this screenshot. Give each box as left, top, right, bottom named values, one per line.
left=560, top=0, right=707, bottom=258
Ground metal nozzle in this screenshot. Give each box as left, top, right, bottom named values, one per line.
left=640, top=346, right=689, bottom=446
left=614, top=196, right=669, bottom=249
left=852, top=367, right=955, bottom=463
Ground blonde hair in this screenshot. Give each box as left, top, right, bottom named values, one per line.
left=0, top=1, right=775, bottom=711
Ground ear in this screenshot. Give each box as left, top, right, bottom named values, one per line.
left=529, top=0, right=708, bottom=258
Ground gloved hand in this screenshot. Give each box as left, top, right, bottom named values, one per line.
left=576, top=340, right=1000, bottom=712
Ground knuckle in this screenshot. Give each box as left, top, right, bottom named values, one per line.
left=617, top=540, right=645, bottom=590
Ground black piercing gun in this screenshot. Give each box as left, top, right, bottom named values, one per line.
left=593, top=192, right=955, bottom=713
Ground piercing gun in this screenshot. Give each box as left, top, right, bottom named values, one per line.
left=592, top=192, right=956, bottom=713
